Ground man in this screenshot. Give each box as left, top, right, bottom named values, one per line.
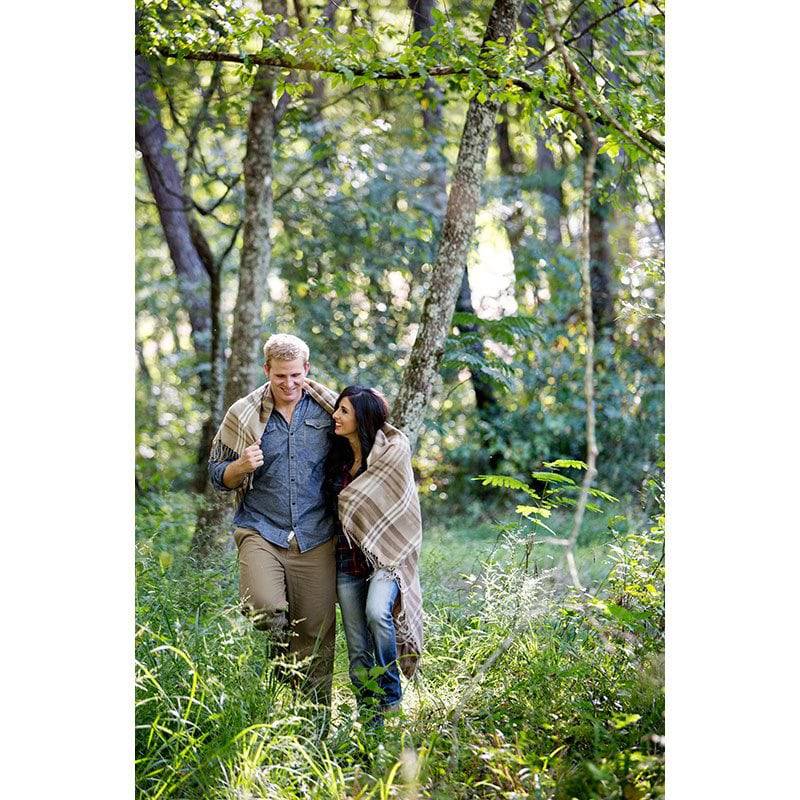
left=208, top=333, right=338, bottom=711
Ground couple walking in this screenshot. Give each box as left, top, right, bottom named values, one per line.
left=208, top=333, right=423, bottom=726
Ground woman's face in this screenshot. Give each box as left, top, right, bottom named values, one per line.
left=332, top=396, right=358, bottom=437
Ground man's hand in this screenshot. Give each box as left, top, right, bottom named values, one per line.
left=238, top=443, right=264, bottom=473
left=222, top=443, right=264, bottom=489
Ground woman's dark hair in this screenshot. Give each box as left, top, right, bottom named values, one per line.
left=324, top=386, right=389, bottom=506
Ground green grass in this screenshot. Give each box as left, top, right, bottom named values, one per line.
left=136, top=492, right=664, bottom=799
left=422, top=501, right=646, bottom=598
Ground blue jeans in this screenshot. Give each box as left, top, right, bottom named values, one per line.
left=336, top=568, right=402, bottom=710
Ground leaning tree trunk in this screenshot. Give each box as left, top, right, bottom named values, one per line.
left=408, top=0, right=500, bottom=427
left=191, top=2, right=285, bottom=559
left=222, top=71, right=276, bottom=411
left=135, top=55, right=211, bottom=369
left=391, top=0, right=523, bottom=451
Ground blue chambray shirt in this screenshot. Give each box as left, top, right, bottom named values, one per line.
left=208, top=391, right=335, bottom=553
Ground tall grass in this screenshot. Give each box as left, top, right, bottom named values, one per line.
left=136, top=494, right=664, bottom=798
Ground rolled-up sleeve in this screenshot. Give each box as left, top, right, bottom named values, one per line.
left=209, top=459, right=235, bottom=492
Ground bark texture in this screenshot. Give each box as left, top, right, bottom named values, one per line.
left=589, top=153, right=616, bottom=337
left=391, top=0, right=523, bottom=450
left=408, top=0, right=500, bottom=424
left=135, top=55, right=211, bottom=364
left=191, top=1, right=286, bottom=558
left=573, top=11, right=616, bottom=338
left=222, top=62, right=276, bottom=411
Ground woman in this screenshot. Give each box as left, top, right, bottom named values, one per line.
left=325, top=386, right=424, bottom=721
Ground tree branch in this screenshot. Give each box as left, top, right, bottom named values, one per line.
left=192, top=174, right=241, bottom=215
left=526, top=0, right=638, bottom=71
left=139, top=45, right=663, bottom=155
left=184, top=62, right=224, bottom=187
left=273, top=160, right=322, bottom=205
left=217, top=221, right=243, bottom=267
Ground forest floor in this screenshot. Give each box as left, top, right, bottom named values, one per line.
left=135, top=492, right=664, bottom=799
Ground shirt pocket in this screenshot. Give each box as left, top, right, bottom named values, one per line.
left=302, top=416, right=333, bottom=463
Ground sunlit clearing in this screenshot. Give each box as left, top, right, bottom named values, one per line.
left=468, top=208, right=517, bottom=319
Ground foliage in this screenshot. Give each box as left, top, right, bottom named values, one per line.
left=136, top=0, right=664, bottom=162
left=134, top=1, right=665, bottom=793
left=136, top=487, right=664, bottom=798
left=135, top=0, right=664, bottom=503
left=475, top=458, right=618, bottom=529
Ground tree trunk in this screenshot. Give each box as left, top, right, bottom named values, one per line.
left=307, top=0, right=339, bottom=119
left=391, top=0, right=523, bottom=451
left=191, top=1, right=285, bottom=558
left=408, top=0, right=500, bottom=427
left=574, top=8, right=615, bottom=340
left=495, top=105, right=527, bottom=251
left=536, top=135, right=564, bottom=247
left=495, top=103, right=536, bottom=312
left=222, top=67, right=277, bottom=411
left=541, top=0, right=599, bottom=589
left=135, top=55, right=211, bottom=367
left=188, top=218, right=227, bottom=492
left=589, top=152, right=615, bottom=337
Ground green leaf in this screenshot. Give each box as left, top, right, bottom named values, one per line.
left=531, top=471, right=575, bottom=485
left=543, top=459, right=587, bottom=470
left=474, top=474, right=530, bottom=491
left=610, top=712, right=641, bottom=730
left=598, top=136, right=621, bottom=161
left=158, top=552, right=173, bottom=572
left=588, top=487, right=619, bottom=503
left=604, top=602, right=648, bottom=626
left=516, top=505, right=551, bottom=518
left=529, top=518, right=558, bottom=535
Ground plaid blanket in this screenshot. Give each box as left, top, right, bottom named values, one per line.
left=210, top=380, right=424, bottom=677
left=208, top=378, right=338, bottom=509
left=338, top=424, right=424, bottom=678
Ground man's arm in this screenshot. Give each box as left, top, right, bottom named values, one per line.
left=209, top=443, right=265, bottom=491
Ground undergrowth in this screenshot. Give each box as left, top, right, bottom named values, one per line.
left=136, top=493, right=664, bottom=799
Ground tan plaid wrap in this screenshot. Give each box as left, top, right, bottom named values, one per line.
left=338, top=425, right=424, bottom=678
left=208, top=378, right=338, bottom=509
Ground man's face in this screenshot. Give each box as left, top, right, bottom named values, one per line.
left=264, top=357, right=309, bottom=403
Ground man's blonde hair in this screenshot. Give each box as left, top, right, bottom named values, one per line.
left=263, top=333, right=310, bottom=366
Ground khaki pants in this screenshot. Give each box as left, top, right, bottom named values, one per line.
left=233, top=528, right=336, bottom=708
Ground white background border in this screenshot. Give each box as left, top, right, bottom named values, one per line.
left=2, top=1, right=799, bottom=796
